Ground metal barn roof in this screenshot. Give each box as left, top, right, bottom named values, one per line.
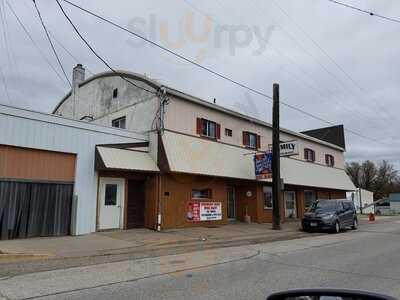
left=161, top=131, right=355, bottom=191
left=96, top=146, right=159, bottom=172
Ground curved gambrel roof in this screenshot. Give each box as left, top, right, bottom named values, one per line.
left=52, top=70, right=161, bottom=114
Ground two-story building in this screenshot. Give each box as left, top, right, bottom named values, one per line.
left=51, top=65, right=355, bottom=232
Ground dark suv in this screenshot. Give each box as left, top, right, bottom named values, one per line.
left=302, top=199, right=358, bottom=233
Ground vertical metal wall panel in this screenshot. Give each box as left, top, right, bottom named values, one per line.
left=0, top=181, right=73, bottom=240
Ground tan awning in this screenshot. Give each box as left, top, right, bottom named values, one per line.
left=96, top=146, right=159, bottom=172
left=161, top=131, right=355, bottom=191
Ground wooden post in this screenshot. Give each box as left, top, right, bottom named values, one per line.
left=272, top=83, right=281, bottom=230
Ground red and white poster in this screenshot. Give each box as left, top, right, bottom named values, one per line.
left=187, top=201, right=222, bottom=222
left=187, top=201, right=200, bottom=221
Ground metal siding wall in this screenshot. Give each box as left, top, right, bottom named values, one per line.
left=0, top=105, right=148, bottom=235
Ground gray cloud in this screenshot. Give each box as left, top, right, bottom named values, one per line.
left=1, top=0, right=399, bottom=166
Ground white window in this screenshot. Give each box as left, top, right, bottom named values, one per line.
left=243, top=131, right=259, bottom=149
left=192, top=189, right=212, bottom=199
left=225, top=128, right=232, bottom=137
left=248, top=133, right=257, bottom=148
left=325, top=154, right=335, bottom=167
left=263, top=186, right=273, bottom=209
left=112, top=116, right=126, bottom=129
left=202, top=119, right=216, bottom=138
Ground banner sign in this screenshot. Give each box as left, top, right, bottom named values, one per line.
left=200, top=202, right=222, bottom=221
left=254, top=152, right=272, bottom=180
left=268, top=140, right=299, bottom=157
left=279, top=140, right=299, bottom=157
left=187, top=201, right=222, bottom=221
left=187, top=201, right=200, bottom=221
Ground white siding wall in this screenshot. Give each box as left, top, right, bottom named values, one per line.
left=164, top=97, right=345, bottom=169
left=93, top=97, right=159, bottom=133
left=55, top=75, right=158, bottom=122
left=0, top=105, right=148, bottom=235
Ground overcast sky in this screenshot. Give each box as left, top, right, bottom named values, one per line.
left=1, top=0, right=399, bottom=166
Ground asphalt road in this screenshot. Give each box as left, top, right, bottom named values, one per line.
left=2, top=217, right=400, bottom=300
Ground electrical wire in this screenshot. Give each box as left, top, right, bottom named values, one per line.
left=55, top=0, right=156, bottom=95
left=32, top=0, right=72, bottom=88
left=326, top=0, right=400, bottom=24
left=247, top=0, right=393, bottom=122
left=183, top=0, right=379, bottom=134
left=0, top=63, right=10, bottom=103
left=60, top=0, right=382, bottom=144
left=5, top=0, right=68, bottom=88
left=48, top=30, right=94, bottom=76
left=271, top=0, right=364, bottom=92
left=18, top=0, right=94, bottom=77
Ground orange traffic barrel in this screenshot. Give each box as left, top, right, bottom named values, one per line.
left=369, top=212, right=375, bottom=222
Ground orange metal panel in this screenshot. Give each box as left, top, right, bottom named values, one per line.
left=0, top=145, right=76, bottom=182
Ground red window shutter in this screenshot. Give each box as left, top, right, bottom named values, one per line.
left=256, top=135, right=261, bottom=149
left=243, top=132, right=248, bottom=146
left=216, top=123, right=221, bottom=139
left=196, top=118, right=202, bottom=135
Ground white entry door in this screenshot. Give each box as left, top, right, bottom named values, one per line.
left=98, top=178, right=125, bottom=230
left=284, top=191, right=297, bottom=219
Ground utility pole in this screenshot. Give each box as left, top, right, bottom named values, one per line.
left=272, top=83, right=281, bottom=230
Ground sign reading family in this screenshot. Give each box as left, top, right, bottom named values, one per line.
left=279, top=140, right=299, bottom=157
left=254, top=152, right=273, bottom=180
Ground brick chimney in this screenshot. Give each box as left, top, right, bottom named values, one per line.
left=72, top=64, right=85, bottom=88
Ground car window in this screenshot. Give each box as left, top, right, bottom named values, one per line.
left=310, top=201, right=338, bottom=212
left=342, top=202, right=352, bottom=210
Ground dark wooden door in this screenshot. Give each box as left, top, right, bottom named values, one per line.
left=127, top=180, right=145, bottom=229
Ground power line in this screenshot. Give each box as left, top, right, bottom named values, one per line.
left=0, top=63, right=10, bottom=102
left=271, top=0, right=364, bottom=92
left=248, top=0, right=393, bottom=122
left=55, top=0, right=156, bottom=95
left=326, top=0, right=400, bottom=24
left=183, top=0, right=384, bottom=140
left=48, top=30, right=94, bottom=76
left=19, top=0, right=94, bottom=76
left=60, top=0, right=381, bottom=143
left=5, top=0, right=68, bottom=88
left=32, top=0, right=72, bottom=88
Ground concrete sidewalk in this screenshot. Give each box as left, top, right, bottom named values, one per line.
left=0, top=222, right=308, bottom=260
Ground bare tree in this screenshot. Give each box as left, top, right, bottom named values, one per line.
left=374, top=160, right=398, bottom=200
left=345, top=160, right=399, bottom=200
left=345, top=162, right=362, bottom=187
left=360, top=160, right=377, bottom=191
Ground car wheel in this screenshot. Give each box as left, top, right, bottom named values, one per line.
left=351, top=218, right=358, bottom=230
left=333, top=221, right=340, bottom=233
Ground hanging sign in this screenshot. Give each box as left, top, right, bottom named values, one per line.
left=268, top=140, right=299, bottom=157
left=254, top=152, right=273, bottom=180
left=279, top=140, right=299, bottom=157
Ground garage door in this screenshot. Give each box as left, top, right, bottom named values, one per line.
left=0, top=145, right=76, bottom=240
